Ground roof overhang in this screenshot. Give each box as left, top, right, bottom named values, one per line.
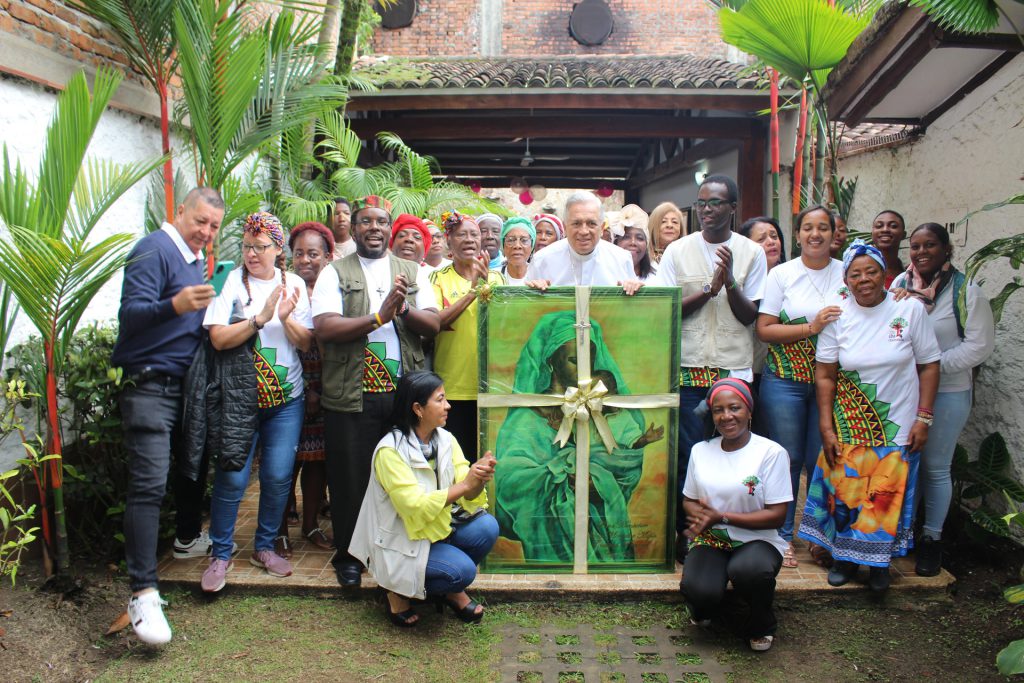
left=825, top=3, right=1023, bottom=128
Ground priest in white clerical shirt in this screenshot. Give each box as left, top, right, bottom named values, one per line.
left=525, top=192, right=643, bottom=295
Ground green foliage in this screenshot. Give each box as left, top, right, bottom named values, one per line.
left=958, top=193, right=1024, bottom=325
left=908, top=0, right=1003, bottom=34
left=0, top=379, right=42, bottom=585
left=952, top=433, right=1024, bottom=540
left=144, top=167, right=191, bottom=234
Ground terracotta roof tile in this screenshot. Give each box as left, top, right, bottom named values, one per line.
left=353, top=55, right=759, bottom=91
left=838, top=122, right=921, bottom=157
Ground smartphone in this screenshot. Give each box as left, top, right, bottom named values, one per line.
left=207, top=260, right=234, bottom=296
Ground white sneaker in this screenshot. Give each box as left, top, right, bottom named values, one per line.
left=173, top=529, right=238, bottom=559
left=128, top=590, right=172, bottom=645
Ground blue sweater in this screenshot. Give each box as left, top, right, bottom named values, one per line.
left=111, top=229, right=206, bottom=377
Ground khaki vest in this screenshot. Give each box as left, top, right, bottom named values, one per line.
left=667, top=232, right=762, bottom=370
left=320, top=253, right=425, bottom=413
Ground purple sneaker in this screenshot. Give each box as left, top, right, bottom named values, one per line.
left=201, top=558, right=233, bottom=593
left=250, top=549, right=293, bottom=577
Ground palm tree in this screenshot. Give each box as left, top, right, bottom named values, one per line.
left=69, top=0, right=178, bottom=223
left=0, top=69, right=165, bottom=574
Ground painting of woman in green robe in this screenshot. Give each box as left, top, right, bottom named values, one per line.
left=493, top=311, right=664, bottom=565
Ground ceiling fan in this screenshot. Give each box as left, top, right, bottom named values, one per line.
left=491, top=139, right=571, bottom=167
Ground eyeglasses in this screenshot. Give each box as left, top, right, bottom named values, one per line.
left=356, top=216, right=391, bottom=228
left=242, top=243, right=275, bottom=254
left=503, top=237, right=533, bottom=247
left=695, top=198, right=729, bottom=210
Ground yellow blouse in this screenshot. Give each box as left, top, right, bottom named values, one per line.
left=374, top=439, right=488, bottom=543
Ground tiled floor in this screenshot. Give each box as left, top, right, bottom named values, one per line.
left=158, top=480, right=955, bottom=596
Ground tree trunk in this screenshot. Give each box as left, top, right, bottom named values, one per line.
left=317, top=0, right=343, bottom=74
left=159, top=80, right=175, bottom=222
left=791, top=87, right=808, bottom=219
left=43, top=340, right=69, bottom=573
left=813, top=111, right=826, bottom=205
left=334, top=0, right=363, bottom=77
left=768, top=68, right=780, bottom=221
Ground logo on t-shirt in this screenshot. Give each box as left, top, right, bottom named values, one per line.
left=837, top=286, right=849, bottom=300
left=742, top=475, right=760, bottom=496
left=888, top=316, right=909, bottom=341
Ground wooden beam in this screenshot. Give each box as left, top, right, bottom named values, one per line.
left=347, top=91, right=773, bottom=113
left=348, top=115, right=757, bottom=141
left=455, top=176, right=627, bottom=190
left=739, top=123, right=767, bottom=220
left=936, top=31, right=1024, bottom=51
left=628, top=139, right=741, bottom=189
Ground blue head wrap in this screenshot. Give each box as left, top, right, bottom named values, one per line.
left=842, top=238, right=886, bottom=273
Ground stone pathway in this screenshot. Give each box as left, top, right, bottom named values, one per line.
left=158, top=479, right=955, bottom=596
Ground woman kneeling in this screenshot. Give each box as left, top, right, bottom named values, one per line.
left=350, top=371, right=499, bottom=626
left=680, top=379, right=791, bottom=652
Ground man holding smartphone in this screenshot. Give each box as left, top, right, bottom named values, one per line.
left=111, top=187, right=224, bottom=645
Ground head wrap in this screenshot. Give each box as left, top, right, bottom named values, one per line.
left=389, top=213, right=431, bottom=253
left=289, top=221, right=334, bottom=257
left=424, top=218, right=443, bottom=237
left=440, top=210, right=478, bottom=235
left=501, top=216, right=536, bottom=247
left=842, top=238, right=886, bottom=273
left=533, top=213, right=565, bottom=239
left=350, top=195, right=393, bottom=216
left=243, top=211, right=285, bottom=249
left=476, top=213, right=503, bottom=230
left=695, top=378, right=754, bottom=418
left=609, top=204, right=650, bottom=239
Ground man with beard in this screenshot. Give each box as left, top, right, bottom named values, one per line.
left=312, top=196, right=441, bottom=587
left=476, top=213, right=505, bottom=270
left=655, top=174, right=767, bottom=560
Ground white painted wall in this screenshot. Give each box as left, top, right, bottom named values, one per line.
left=839, top=55, right=1024, bottom=465
left=0, top=77, right=167, bottom=470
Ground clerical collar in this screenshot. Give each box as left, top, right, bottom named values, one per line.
left=569, top=244, right=598, bottom=262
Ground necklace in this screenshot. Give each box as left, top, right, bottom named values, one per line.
left=364, top=259, right=389, bottom=298
left=569, top=250, right=584, bottom=286
left=802, top=259, right=833, bottom=304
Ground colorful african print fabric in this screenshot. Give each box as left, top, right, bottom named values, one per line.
left=296, top=344, right=324, bottom=462
left=680, top=366, right=730, bottom=388
left=254, top=337, right=293, bottom=409
left=764, top=312, right=817, bottom=383
left=363, top=341, right=399, bottom=393
left=797, top=444, right=918, bottom=567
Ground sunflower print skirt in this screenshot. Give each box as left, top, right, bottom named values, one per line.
left=797, top=443, right=918, bottom=567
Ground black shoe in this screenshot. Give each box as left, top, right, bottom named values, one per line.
left=868, top=566, right=891, bottom=592
left=675, top=533, right=688, bottom=564
left=827, top=560, right=858, bottom=587
left=915, top=536, right=943, bottom=577
left=335, top=562, right=362, bottom=587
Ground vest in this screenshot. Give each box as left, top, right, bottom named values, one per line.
left=348, top=428, right=456, bottom=600
left=320, top=253, right=425, bottom=413
left=668, top=232, right=762, bottom=370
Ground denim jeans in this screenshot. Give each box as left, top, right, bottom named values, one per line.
left=919, top=389, right=973, bottom=540
left=677, top=386, right=709, bottom=532
left=122, top=378, right=208, bottom=592
left=759, top=372, right=822, bottom=542
left=424, top=512, right=499, bottom=596
left=209, top=396, right=304, bottom=560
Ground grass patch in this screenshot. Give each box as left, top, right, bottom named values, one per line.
left=557, top=651, right=583, bottom=664
left=555, top=634, right=580, bottom=645
left=676, top=652, right=703, bottom=665
left=558, top=673, right=584, bottom=683
left=636, top=652, right=662, bottom=665
left=597, top=651, right=622, bottom=665
left=632, top=635, right=656, bottom=646
left=517, top=651, right=541, bottom=664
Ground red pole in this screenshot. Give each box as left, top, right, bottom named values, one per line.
left=792, top=87, right=808, bottom=214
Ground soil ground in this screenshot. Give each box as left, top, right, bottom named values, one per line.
left=0, top=532, right=1021, bottom=683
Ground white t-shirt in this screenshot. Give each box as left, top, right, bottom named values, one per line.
left=311, top=257, right=439, bottom=390
left=525, top=239, right=636, bottom=286
left=203, top=268, right=313, bottom=406
left=758, top=258, right=846, bottom=383
left=816, top=293, right=942, bottom=446
left=656, top=232, right=768, bottom=383
left=683, top=433, right=792, bottom=556
left=333, top=239, right=357, bottom=260
left=889, top=274, right=995, bottom=394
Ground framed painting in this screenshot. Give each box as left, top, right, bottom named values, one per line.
left=478, top=286, right=680, bottom=574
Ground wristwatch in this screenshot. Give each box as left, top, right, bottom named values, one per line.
left=915, top=415, right=934, bottom=426
left=720, top=514, right=730, bottom=525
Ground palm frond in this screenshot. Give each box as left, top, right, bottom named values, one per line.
left=69, top=155, right=168, bottom=241
left=907, top=0, right=1002, bottom=33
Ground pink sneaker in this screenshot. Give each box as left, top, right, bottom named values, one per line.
left=201, top=558, right=233, bottom=593
left=250, top=549, right=293, bottom=577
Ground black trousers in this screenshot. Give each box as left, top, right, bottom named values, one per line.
left=122, top=378, right=207, bottom=592
left=323, top=392, right=395, bottom=569
left=445, top=400, right=478, bottom=463
left=681, top=540, right=783, bottom=638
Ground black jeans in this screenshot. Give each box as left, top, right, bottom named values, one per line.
left=445, top=400, right=478, bottom=464
left=323, top=392, right=395, bottom=570
left=681, top=540, right=783, bottom=638
left=121, top=378, right=208, bottom=592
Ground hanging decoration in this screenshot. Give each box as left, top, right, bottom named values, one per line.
left=518, top=190, right=534, bottom=205
left=510, top=177, right=529, bottom=194
left=528, top=185, right=548, bottom=202
left=596, top=182, right=614, bottom=198
left=468, top=180, right=482, bottom=194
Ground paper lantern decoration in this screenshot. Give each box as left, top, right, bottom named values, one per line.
left=510, top=177, right=528, bottom=194
left=468, top=181, right=482, bottom=194
left=518, top=190, right=534, bottom=205
left=528, top=185, right=548, bottom=202
left=596, top=182, right=614, bottom=198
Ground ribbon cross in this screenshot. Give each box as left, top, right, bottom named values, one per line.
left=554, top=378, right=618, bottom=454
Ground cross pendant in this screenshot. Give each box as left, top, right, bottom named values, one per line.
left=376, top=287, right=386, bottom=297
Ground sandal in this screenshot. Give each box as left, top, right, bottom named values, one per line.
left=749, top=635, right=774, bottom=652
left=808, top=543, right=834, bottom=569
left=782, top=543, right=798, bottom=569
left=385, top=592, right=418, bottom=628
left=438, top=595, right=485, bottom=623
left=273, top=535, right=293, bottom=560
left=304, top=527, right=334, bottom=551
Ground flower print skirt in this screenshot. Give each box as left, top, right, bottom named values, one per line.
left=797, top=443, right=918, bottom=567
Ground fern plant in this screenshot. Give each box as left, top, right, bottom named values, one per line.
left=951, top=432, right=1024, bottom=538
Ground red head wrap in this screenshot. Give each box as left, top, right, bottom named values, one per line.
left=389, top=213, right=432, bottom=253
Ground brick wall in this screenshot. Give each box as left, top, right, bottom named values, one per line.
left=373, top=0, right=730, bottom=59
left=1, top=0, right=141, bottom=84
